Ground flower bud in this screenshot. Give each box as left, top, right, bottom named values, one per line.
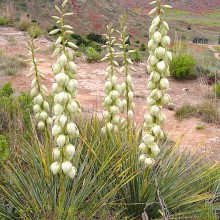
left=139, top=143, right=147, bottom=152
left=153, top=31, right=162, bottom=43
left=58, top=54, right=68, bottom=67
left=34, top=94, right=43, bottom=105
left=69, top=61, right=77, bottom=73
left=57, top=91, right=69, bottom=104
left=150, top=143, right=160, bottom=157
left=139, top=154, right=147, bottom=162
left=144, top=114, right=153, bottom=124
left=65, top=144, right=76, bottom=159
left=147, top=81, right=156, bottom=90
left=146, top=64, right=155, bottom=73
left=61, top=161, right=72, bottom=174
left=50, top=162, right=61, bottom=175
left=68, top=166, right=77, bottom=178
left=128, top=110, right=133, bottom=119
left=110, top=90, right=120, bottom=100
left=155, top=47, right=166, bottom=59
left=152, top=16, right=160, bottom=26
left=143, top=133, right=154, bottom=144
left=128, top=91, right=134, bottom=101
left=46, top=117, right=52, bottom=125
left=161, top=94, right=170, bottom=105
left=53, top=148, right=60, bottom=161
left=161, top=36, right=171, bottom=47
left=38, top=121, right=45, bottom=130
left=105, top=81, right=113, bottom=92
left=66, top=79, right=77, bottom=93
left=110, top=106, right=118, bottom=115
left=144, top=158, right=154, bottom=166
left=157, top=61, right=166, bottom=73
left=162, top=21, right=169, bottom=30
left=53, top=64, right=62, bottom=75
left=55, top=73, right=69, bottom=86
left=111, top=75, right=117, bottom=85
left=52, top=124, right=62, bottom=136
left=67, top=122, right=77, bottom=136
left=152, top=125, right=161, bottom=136
left=54, top=103, right=64, bottom=115
left=160, top=78, right=169, bottom=89
left=106, top=122, right=113, bottom=131
left=57, top=134, right=66, bottom=147
left=112, top=115, right=120, bottom=124
left=40, top=111, right=48, bottom=121
left=150, top=71, right=160, bottom=82
left=164, top=51, right=172, bottom=63
left=67, top=100, right=78, bottom=114
left=148, top=39, right=157, bottom=51
left=52, top=83, right=62, bottom=93
left=150, top=105, right=160, bottom=116
left=147, top=97, right=156, bottom=106
left=30, top=88, right=37, bottom=97
left=43, top=101, right=50, bottom=112
left=33, top=104, right=41, bottom=114
left=59, top=115, right=67, bottom=127
left=121, top=82, right=126, bottom=92
left=104, top=96, right=112, bottom=106
left=126, top=75, right=132, bottom=85
left=149, top=55, right=159, bottom=66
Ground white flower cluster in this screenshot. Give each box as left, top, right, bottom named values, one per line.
left=27, top=36, right=52, bottom=130
left=49, top=0, right=80, bottom=178
left=139, top=0, right=172, bottom=166
left=117, top=14, right=136, bottom=128
left=101, top=24, right=122, bottom=134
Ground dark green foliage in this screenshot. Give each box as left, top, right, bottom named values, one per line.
left=170, top=53, right=197, bottom=79
left=140, top=43, right=147, bottom=51
left=87, top=32, right=106, bottom=44
left=0, top=82, right=14, bottom=97
left=0, top=17, right=8, bottom=26
left=86, top=47, right=101, bottom=63
left=0, top=135, right=9, bottom=162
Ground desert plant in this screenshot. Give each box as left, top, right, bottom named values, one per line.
left=170, top=53, right=197, bottom=79
left=175, top=104, right=196, bottom=120
left=49, top=0, right=81, bottom=181
left=28, top=23, right=43, bottom=38
left=0, top=82, right=14, bottom=97
left=0, top=135, right=9, bottom=162
left=100, top=24, right=122, bottom=134
left=214, top=81, right=220, bottom=98
left=141, top=0, right=172, bottom=166
left=130, top=49, right=143, bottom=62
left=18, top=20, right=31, bottom=31
left=117, top=14, right=136, bottom=129
left=86, top=47, right=101, bottom=62
left=0, top=17, right=8, bottom=26
left=27, top=35, right=52, bottom=130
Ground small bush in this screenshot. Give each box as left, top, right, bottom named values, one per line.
left=170, top=53, right=197, bottom=79
left=86, top=47, right=101, bottom=63
left=0, top=17, right=8, bottom=26
left=214, top=81, right=220, bottom=98
left=175, top=104, right=196, bottom=120
left=0, top=135, right=9, bottom=162
left=130, top=50, right=143, bottom=62
left=18, top=20, right=31, bottom=31
left=28, top=24, right=43, bottom=38
left=87, top=32, right=106, bottom=44
left=0, top=55, right=26, bottom=75
left=0, top=82, right=14, bottom=97
left=140, top=43, right=146, bottom=51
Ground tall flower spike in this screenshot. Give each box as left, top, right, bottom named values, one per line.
left=49, top=0, right=81, bottom=178
left=101, top=24, right=122, bottom=134
left=117, top=14, right=136, bottom=130
left=139, top=0, right=172, bottom=166
left=27, top=36, right=52, bottom=130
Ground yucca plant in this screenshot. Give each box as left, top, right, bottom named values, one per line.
left=0, top=116, right=138, bottom=219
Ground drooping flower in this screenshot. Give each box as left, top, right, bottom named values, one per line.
left=139, top=0, right=172, bottom=166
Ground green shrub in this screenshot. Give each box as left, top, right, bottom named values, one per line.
left=0, top=135, right=9, bottom=162
left=18, top=20, right=31, bottom=31
left=170, top=53, right=197, bottom=79
left=140, top=43, right=147, bottom=51
left=86, top=47, right=101, bottom=63
left=214, top=81, right=220, bottom=98
left=28, top=23, right=43, bottom=38
left=87, top=32, right=106, bottom=44
left=174, top=104, right=196, bottom=120
left=0, top=17, right=8, bottom=26
left=130, top=50, right=143, bottom=62
left=0, top=82, right=14, bottom=97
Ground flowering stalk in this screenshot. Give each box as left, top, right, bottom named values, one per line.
left=117, top=14, right=136, bottom=131
left=49, top=0, right=81, bottom=179
left=27, top=36, right=52, bottom=130
left=101, top=24, right=122, bottom=134
left=139, top=0, right=172, bottom=166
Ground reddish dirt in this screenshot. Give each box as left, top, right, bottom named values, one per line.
left=0, top=27, right=219, bottom=162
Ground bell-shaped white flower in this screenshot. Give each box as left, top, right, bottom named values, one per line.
left=51, top=162, right=61, bottom=175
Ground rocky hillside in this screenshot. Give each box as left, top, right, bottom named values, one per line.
left=0, top=0, right=219, bottom=43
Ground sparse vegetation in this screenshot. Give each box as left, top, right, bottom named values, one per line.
left=214, top=82, right=220, bottom=98
left=0, top=17, right=8, bottom=26
left=0, top=53, right=26, bottom=75
left=130, top=49, right=143, bottom=62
